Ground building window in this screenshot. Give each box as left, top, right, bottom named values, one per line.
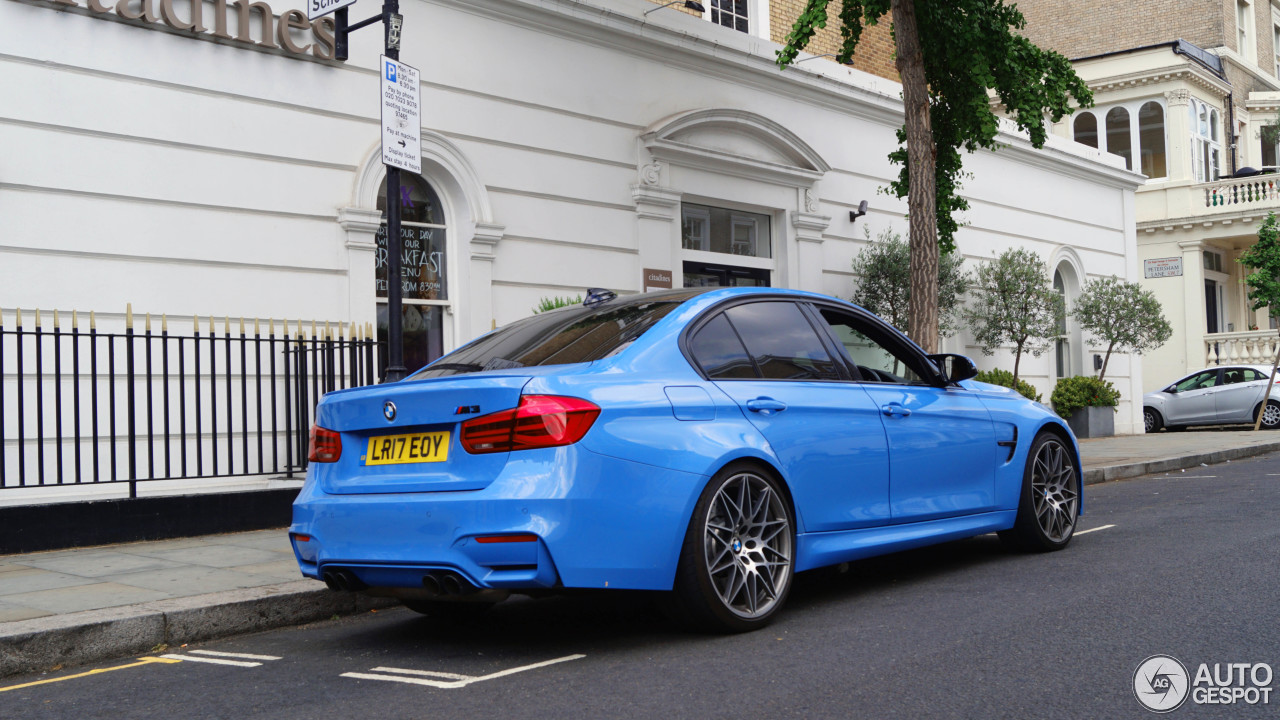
left=681, top=203, right=771, bottom=258
left=1239, top=0, right=1255, bottom=62
left=1204, top=249, right=1224, bottom=272
left=376, top=174, right=448, bottom=377
left=1273, top=22, right=1280, bottom=76
left=1191, top=99, right=1222, bottom=183
left=1106, top=107, right=1132, bottom=170
left=702, top=0, right=769, bottom=38
left=1054, top=269, right=1070, bottom=378
left=1138, top=102, right=1167, bottom=178
left=1073, top=113, right=1098, bottom=148
left=709, top=0, right=748, bottom=33
left=1071, top=100, right=1166, bottom=179
left=1264, top=124, right=1279, bottom=167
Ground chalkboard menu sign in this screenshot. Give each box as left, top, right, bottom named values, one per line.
left=375, top=223, right=447, bottom=301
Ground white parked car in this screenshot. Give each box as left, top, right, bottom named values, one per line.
left=1143, top=365, right=1280, bottom=432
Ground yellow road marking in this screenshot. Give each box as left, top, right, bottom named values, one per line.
left=0, top=656, right=182, bottom=693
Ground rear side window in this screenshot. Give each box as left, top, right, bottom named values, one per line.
left=723, top=302, right=840, bottom=380
left=689, top=314, right=757, bottom=379
left=1244, top=368, right=1268, bottom=382
left=411, top=291, right=701, bottom=379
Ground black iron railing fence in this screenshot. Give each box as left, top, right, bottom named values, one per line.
left=0, top=306, right=377, bottom=496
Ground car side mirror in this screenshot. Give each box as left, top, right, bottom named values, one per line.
left=928, top=353, right=978, bottom=385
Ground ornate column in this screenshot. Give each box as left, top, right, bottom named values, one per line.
left=338, top=207, right=383, bottom=334
left=468, top=222, right=504, bottom=340
left=1179, top=238, right=1207, bottom=369
left=1164, top=89, right=1192, bottom=183
left=632, top=161, right=682, bottom=287
left=791, top=189, right=831, bottom=292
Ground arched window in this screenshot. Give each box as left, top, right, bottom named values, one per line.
left=1073, top=112, right=1098, bottom=149
left=376, top=174, right=448, bottom=376
left=1106, top=107, right=1132, bottom=170
left=1054, top=269, right=1070, bottom=378
left=1138, top=102, right=1166, bottom=179
left=1191, top=99, right=1222, bottom=182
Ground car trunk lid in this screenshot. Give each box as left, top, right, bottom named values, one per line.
left=313, top=375, right=529, bottom=494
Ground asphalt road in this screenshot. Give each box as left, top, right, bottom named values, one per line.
left=3, top=454, right=1279, bottom=719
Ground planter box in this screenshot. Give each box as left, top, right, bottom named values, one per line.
left=1066, top=406, right=1115, bottom=439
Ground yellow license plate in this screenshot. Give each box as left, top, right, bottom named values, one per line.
left=364, top=431, right=450, bottom=466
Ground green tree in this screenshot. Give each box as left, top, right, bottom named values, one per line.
left=1238, top=213, right=1280, bottom=322
left=850, top=227, right=968, bottom=337
left=1072, top=276, right=1172, bottom=381
left=777, top=0, right=1091, bottom=354
left=962, top=247, right=1064, bottom=387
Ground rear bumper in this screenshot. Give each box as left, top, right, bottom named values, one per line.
left=290, top=446, right=706, bottom=592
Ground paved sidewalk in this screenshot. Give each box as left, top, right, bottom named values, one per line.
left=3, top=428, right=1279, bottom=679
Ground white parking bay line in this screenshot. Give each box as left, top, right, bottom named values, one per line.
left=369, top=667, right=473, bottom=681
left=160, top=654, right=262, bottom=668
left=1074, top=524, right=1116, bottom=536
left=189, top=650, right=282, bottom=661
left=342, top=654, right=586, bottom=690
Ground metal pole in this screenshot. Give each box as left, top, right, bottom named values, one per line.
left=1254, top=330, right=1280, bottom=431
left=382, top=0, right=407, bottom=382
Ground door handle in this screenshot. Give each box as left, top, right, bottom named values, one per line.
left=746, top=397, right=787, bottom=413
left=881, top=403, right=912, bottom=417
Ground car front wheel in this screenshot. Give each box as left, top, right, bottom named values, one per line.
left=1144, top=407, right=1163, bottom=433
left=1000, top=432, right=1079, bottom=552
left=672, top=463, right=794, bottom=633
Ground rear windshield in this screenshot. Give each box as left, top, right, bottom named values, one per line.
left=410, top=290, right=705, bottom=379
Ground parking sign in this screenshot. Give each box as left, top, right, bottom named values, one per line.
left=380, top=56, right=421, bottom=174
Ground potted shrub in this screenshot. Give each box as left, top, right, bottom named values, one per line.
left=1051, top=376, right=1120, bottom=438
left=974, top=368, right=1042, bottom=403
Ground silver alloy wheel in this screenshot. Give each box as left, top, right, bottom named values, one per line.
left=1144, top=409, right=1156, bottom=432
left=702, top=471, right=792, bottom=619
left=1031, top=438, right=1078, bottom=543
left=1263, top=402, right=1280, bottom=428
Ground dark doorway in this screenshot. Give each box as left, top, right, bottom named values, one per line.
left=1205, top=279, right=1219, bottom=334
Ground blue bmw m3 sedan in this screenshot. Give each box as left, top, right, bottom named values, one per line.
left=290, top=287, right=1081, bottom=632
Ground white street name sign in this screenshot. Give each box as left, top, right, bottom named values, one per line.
left=380, top=55, right=421, bottom=174
left=306, top=0, right=356, bottom=21
left=1144, top=257, right=1183, bottom=278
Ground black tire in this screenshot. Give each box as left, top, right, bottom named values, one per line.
left=1256, top=400, right=1280, bottom=430
left=671, top=462, right=795, bottom=633
left=400, top=599, right=495, bottom=620
left=1143, top=407, right=1163, bottom=433
left=999, top=432, right=1079, bottom=552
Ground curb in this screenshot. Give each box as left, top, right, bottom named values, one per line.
left=1082, top=440, right=1280, bottom=485
left=0, top=580, right=394, bottom=679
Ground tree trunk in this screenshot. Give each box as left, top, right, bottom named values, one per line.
left=1013, top=340, right=1023, bottom=387
left=892, top=0, right=939, bottom=353
left=1099, top=342, right=1115, bottom=381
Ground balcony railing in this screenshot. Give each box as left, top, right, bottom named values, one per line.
left=1204, top=329, right=1280, bottom=366
left=1136, top=175, right=1280, bottom=225
left=1204, top=176, right=1280, bottom=210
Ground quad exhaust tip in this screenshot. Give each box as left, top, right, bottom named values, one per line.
left=321, top=569, right=367, bottom=593
left=422, top=570, right=476, bottom=596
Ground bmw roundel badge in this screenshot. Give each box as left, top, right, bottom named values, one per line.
left=383, top=400, right=397, bottom=422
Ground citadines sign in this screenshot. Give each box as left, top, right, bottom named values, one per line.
left=35, top=0, right=339, bottom=60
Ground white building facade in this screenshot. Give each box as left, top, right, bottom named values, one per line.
left=1, top=0, right=1147, bottom=454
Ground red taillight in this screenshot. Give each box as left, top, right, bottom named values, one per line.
left=460, top=395, right=600, bottom=454
left=308, top=425, right=342, bottom=463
